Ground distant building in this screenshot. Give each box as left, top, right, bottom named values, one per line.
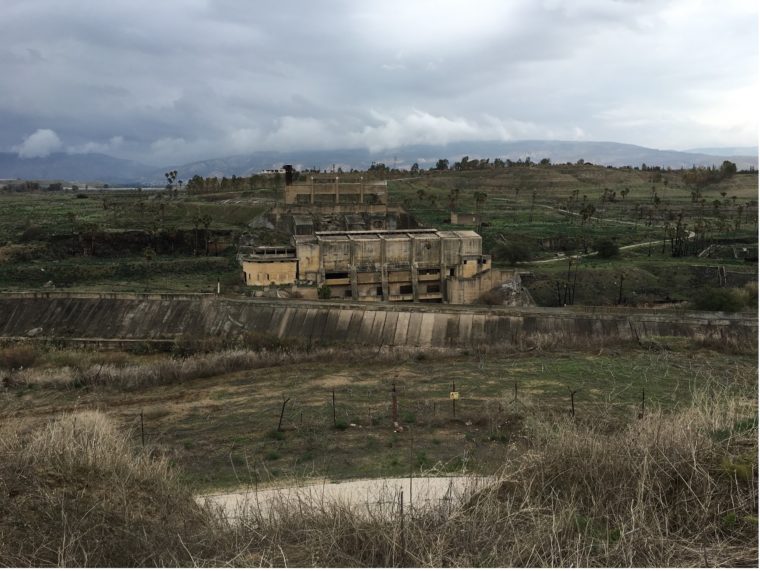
left=450, top=212, right=483, bottom=226
left=242, top=228, right=508, bottom=304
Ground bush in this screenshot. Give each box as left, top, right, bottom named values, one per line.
left=0, top=345, right=37, bottom=369
left=492, top=242, right=532, bottom=265
left=478, top=289, right=505, bottom=305
left=0, top=412, right=224, bottom=566
left=317, top=284, right=332, bottom=299
left=692, top=288, right=745, bottom=312
left=593, top=238, right=619, bottom=258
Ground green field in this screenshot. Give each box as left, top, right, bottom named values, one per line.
left=4, top=343, right=755, bottom=491
left=0, top=165, right=756, bottom=303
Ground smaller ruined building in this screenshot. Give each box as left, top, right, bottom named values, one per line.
left=242, top=229, right=513, bottom=304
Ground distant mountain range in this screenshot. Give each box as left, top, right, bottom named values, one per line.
left=1, top=141, right=757, bottom=185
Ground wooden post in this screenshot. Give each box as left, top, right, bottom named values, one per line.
left=391, top=382, right=398, bottom=426
left=332, top=390, right=337, bottom=428
left=617, top=274, right=624, bottom=305
left=570, top=390, right=577, bottom=417
left=409, top=429, right=414, bottom=514
left=399, top=489, right=405, bottom=560
left=278, top=397, right=290, bottom=432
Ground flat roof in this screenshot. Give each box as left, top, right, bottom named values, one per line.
left=312, top=229, right=482, bottom=242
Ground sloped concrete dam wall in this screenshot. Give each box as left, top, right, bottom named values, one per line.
left=0, top=294, right=756, bottom=348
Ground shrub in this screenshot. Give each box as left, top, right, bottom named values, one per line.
left=492, top=242, right=532, bottom=265
left=0, top=345, right=37, bottom=369
left=317, top=284, right=332, bottom=299
left=593, top=238, right=619, bottom=258
left=19, top=225, right=45, bottom=242
left=692, top=288, right=745, bottom=312
left=478, top=289, right=505, bottom=305
left=0, top=412, right=224, bottom=566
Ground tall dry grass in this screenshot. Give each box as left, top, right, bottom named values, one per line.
left=0, top=411, right=234, bottom=567
left=1, top=391, right=755, bottom=567
left=1, top=345, right=453, bottom=390
left=221, top=392, right=757, bottom=567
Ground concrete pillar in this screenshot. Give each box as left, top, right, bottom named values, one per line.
left=380, top=237, right=389, bottom=301
left=410, top=236, right=419, bottom=302
left=348, top=236, right=358, bottom=300
left=350, top=266, right=358, bottom=301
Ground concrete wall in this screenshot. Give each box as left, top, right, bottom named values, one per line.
left=0, top=293, right=755, bottom=349
left=242, top=259, right=298, bottom=286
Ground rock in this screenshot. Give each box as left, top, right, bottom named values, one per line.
left=25, top=327, right=43, bottom=337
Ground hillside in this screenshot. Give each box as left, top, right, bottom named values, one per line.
left=1, top=140, right=756, bottom=184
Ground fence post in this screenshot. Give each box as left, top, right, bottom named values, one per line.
left=391, top=382, right=398, bottom=426
left=409, top=429, right=414, bottom=515
left=278, top=398, right=290, bottom=432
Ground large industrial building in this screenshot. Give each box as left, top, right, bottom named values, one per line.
left=242, top=228, right=509, bottom=304
left=240, top=166, right=513, bottom=305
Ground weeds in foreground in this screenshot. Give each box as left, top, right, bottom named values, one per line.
left=0, top=389, right=756, bottom=567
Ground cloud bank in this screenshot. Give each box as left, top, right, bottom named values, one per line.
left=1, top=0, right=756, bottom=165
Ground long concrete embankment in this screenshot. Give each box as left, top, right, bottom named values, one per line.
left=0, top=292, right=756, bottom=348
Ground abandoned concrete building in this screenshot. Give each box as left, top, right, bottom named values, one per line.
left=242, top=228, right=513, bottom=304
left=266, top=173, right=416, bottom=234
left=241, top=165, right=518, bottom=305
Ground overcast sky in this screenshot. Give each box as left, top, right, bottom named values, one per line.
left=1, top=0, right=757, bottom=165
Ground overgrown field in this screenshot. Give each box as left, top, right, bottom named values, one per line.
left=0, top=381, right=755, bottom=566
left=0, top=165, right=756, bottom=304
left=2, top=341, right=755, bottom=490
left=0, top=189, right=269, bottom=292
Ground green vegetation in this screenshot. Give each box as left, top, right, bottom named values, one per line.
left=0, top=162, right=756, bottom=305
left=0, top=188, right=270, bottom=293
left=2, top=342, right=755, bottom=489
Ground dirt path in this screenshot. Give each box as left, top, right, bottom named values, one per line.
left=200, top=475, right=494, bottom=519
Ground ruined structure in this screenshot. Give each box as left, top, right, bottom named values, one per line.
left=266, top=169, right=414, bottom=234
left=242, top=165, right=517, bottom=304
left=242, top=228, right=513, bottom=304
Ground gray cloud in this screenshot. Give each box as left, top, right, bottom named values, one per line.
left=15, top=129, right=63, bottom=158
left=0, top=0, right=756, bottom=165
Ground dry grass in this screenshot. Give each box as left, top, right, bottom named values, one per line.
left=0, top=411, right=232, bottom=566
left=1, top=389, right=755, bottom=567
left=223, top=391, right=757, bottom=567
left=1, top=345, right=452, bottom=390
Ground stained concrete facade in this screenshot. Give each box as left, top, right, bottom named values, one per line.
left=283, top=178, right=387, bottom=207
left=241, top=246, right=298, bottom=286
left=291, top=229, right=496, bottom=304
